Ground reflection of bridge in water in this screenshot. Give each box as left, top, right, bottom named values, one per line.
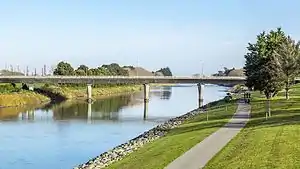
left=51, top=88, right=172, bottom=122
left=0, top=87, right=173, bottom=122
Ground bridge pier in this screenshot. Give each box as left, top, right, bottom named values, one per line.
left=87, top=84, right=93, bottom=103
left=197, top=83, right=204, bottom=108
left=143, top=101, right=149, bottom=120
left=143, top=84, right=150, bottom=102
left=87, top=102, right=92, bottom=123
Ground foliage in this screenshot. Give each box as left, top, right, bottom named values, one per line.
left=75, top=65, right=89, bottom=75
left=0, top=83, right=21, bottom=93
left=53, top=62, right=130, bottom=76
left=53, top=61, right=75, bottom=75
left=244, top=28, right=286, bottom=99
left=101, top=63, right=129, bottom=76
left=156, top=67, right=173, bottom=76
left=212, top=67, right=244, bottom=77
left=274, top=36, right=300, bottom=99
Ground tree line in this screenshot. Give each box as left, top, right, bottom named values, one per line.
left=244, top=27, right=300, bottom=115
left=53, top=62, right=173, bottom=76
left=53, top=62, right=129, bottom=76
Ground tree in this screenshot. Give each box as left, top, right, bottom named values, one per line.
left=76, top=65, right=89, bottom=75
left=53, top=61, right=74, bottom=75
left=156, top=67, right=173, bottom=76
left=244, top=28, right=286, bottom=116
left=274, top=36, right=300, bottom=100
left=101, top=63, right=129, bottom=76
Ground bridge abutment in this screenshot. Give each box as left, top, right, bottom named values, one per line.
left=87, top=84, right=93, bottom=103
left=143, top=84, right=150, bottom=102
left=197, top=83, right=204, bottom=108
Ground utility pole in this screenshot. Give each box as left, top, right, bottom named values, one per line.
left=44, top=65, right=47, bottom=76
left=26, top=66, right=29, bottom=76
left=201, top=63, right=204, bottom=77
left=136, top=56, right=139, bottom=76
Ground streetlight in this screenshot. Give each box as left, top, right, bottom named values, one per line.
left=136, top=56, right=139, bottom=76
left=200, top=60, right=204, bottom=77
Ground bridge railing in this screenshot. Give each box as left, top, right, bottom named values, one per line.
left=0, top=75, right=247, bottom=80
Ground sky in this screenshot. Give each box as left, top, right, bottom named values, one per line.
left=1, top=0, right=300, bottom=75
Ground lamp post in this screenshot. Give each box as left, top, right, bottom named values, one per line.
left=200, top=61, right=204, bottom=77
left=136, top=56, right=139, bottom=76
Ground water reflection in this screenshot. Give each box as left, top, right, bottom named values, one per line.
left=151, top=86, right=172, bottom=100
left=0, top=85, right=227, bottom=169
left=0, top=87, right=172, bottom=122
left=0, top=104, right=45, bottom=121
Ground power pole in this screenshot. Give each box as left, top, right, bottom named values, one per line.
left=26, top=66, right=29, bottom=76
left=44, top=65, right=47, bottom=76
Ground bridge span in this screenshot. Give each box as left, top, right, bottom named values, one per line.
left=0, top=76, right=246, bottom=107
left=0, top=76, right=246, bottom=85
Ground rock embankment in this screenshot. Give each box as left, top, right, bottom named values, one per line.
left=74, top=108, right=204, bottom=169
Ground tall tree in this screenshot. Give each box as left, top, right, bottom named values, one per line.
left=156, top=67, right=173, bottom=76
left=275, top=36, right=300, bottom=100
left=76, top=65, right=89, bottom=75
left=53, top=61, right=74, bottom=75
left=244, top=28, right=286, bottom=116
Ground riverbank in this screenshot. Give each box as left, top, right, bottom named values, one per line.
left=0, top=91, right=50, bottom=108
left=204, top=84, right=300, bottom=169
left=39, top=84, right=142, bottom=100
left=0, top=84, right=142, bottom=108
left=74, top=98, right=238, bottom=169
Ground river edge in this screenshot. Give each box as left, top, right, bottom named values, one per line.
left=0, top=92, right=50, bottom=108
left=74, top=98, right=230, bottom=169
left=0, top=85, right=142, bottom=108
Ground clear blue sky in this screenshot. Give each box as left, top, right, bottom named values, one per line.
left=1, top=0, right=300, bottom=75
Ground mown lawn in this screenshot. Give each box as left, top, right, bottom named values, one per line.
left=204, top=85, right=300, bottom=169
left=106, top=101, right=238, bottom=169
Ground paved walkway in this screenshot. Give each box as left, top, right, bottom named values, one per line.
left=165, top=102, right=251, bottom=169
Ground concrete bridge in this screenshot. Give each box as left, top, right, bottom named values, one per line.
left=0, top=76, right=246, bottom=107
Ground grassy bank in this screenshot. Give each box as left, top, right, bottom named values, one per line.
left=105, top=99, right=237, bottom=169
left=40, top=84, right=142, bottom=100
left=0, top=91, right=49, bottom=107
left=204, top=85, right=300, bottom=169
left=0, top=83, right=141, bottom=107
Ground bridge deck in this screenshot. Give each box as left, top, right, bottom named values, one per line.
left=0, top=76, right=246, bottom=84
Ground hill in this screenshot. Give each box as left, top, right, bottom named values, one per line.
left=0, top=70, right=24, bottom=76
left=123, top=67, right=167, bottom=76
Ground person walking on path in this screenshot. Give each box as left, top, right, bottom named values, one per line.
left=165, top=101, right=251, bottom=169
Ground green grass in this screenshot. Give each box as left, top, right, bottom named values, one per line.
left=41, top=84, right=142, bottom=99
left=204, top=85, right=300, bottom=169
left=0, top=91, right=49, bottom=107
left=106, top=100, right=237, bottom=169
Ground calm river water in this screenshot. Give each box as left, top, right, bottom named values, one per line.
left=0, top=85, right=228, bottom=169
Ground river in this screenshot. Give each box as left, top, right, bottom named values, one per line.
left=0, top=85, right=228, bottom=169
